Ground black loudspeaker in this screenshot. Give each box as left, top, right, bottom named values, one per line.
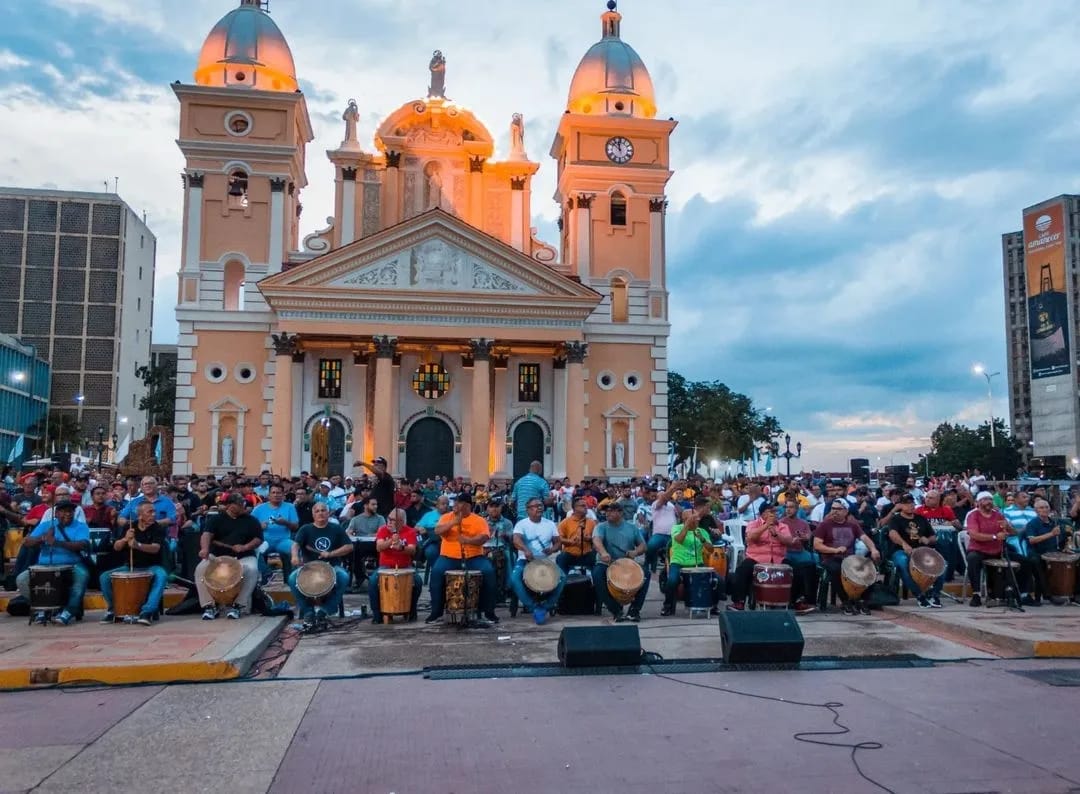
left=849, top=458, right=870, bottom=481
left=50, top=452, right=72, bottom=473
left=179, top=529, right=203, bottom=583
left=718, top=610, right=804, bottom=665
left=884, top=464, right=910, bottom=487
left=557, top=625, right=641, bottom=668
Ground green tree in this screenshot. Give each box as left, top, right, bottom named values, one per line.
left=668, top=372, right=781, bottom=464
left=921, top=419, right=1020, bottom=478
left=137, top=362, right=176, bottom=429
left=29, top=410, right=82, bottom=456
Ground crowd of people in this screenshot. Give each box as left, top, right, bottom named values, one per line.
left=2, top=460, right=1078, bottom=629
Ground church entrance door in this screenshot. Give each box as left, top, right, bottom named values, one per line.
left=512, top=421, right=544, bottom=480
left=311, top=419, right=346, bottom=478
left=406, top=418, right=454, bottom=483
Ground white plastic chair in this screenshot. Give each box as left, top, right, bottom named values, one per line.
left=723, top=519, right=746, bottom=569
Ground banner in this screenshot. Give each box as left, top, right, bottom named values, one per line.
left=1024, top=202, right=1070, bottom=379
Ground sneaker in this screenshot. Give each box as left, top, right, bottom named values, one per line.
left=628, top=609, right=641, bottom=623
left=969, top=594, right=982, bottom=608
left=33, top=611, right=47, bottom=625
left=917, top=596, right=931, bottom=609
left=100, top=612, right=115, bottom=623
left=793, top=602, right=816, bottom=615
left=136, top=613, right=153, bottom=627
left=710, top=606, right=721, bottom=616
left=424, top=614, right=442, bottom=624
left=1021, top=595, right=1038, bottom=607
left=484, top=612, right=500, bottom=624
left=202, top=607, right=218, bottom=620
left=727, top=601, right=745, bottom=611
left=660, top=604, right=676, bottom=617
left=929, top=595, right=943, bottom=609
left=226, top=606, right=241, bottom=620
left=613, top=609, right=628, bottom=622
left=56, top=610, right=74, bottom=626
left=842, top=603, right=857, bottom=616
left=858, top=603, right=871, bottom=616
left=533, top=607, right=547, bottom=626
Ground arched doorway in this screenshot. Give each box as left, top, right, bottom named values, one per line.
left=310, top=419, right=346, bottom=478
left=406, top=418, right=453, bottom=483
left=512, top=421, right=544, bottom=480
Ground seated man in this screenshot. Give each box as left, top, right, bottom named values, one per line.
left=964, top=491, right=1018, bottom=607
left=886, top=494, right=945, bottom=608
left=194, top=493, right=263, bottom=620
left=426, top=494, right=498, bottom=624
left=592, top=502, right=649, bottom=622
left=661, top=508, right=718, bottom=617
left=17, top=500, right=91, bottom=625
left=510, top=498, right=565, bottom=625
left=368, top=508, right=422, bottom=623
left=289, top=502, right=352, bottom=626
left=1015, top=498, right=1057, bottom=606
left=778, top=499, right=818, bottom=613
left=813, top=499, right=881, bottom=616
left=252, top=484, right=299, bottom=584
left=556, top=497, right=597, bottom=573
left=100, top=501, right=169, bottom=625
left=346, top=497, right=386, bottom=589
left=728, top=504, right=804, bottom=612
left=915, top=489, right=962, bottom=580
left=484, top=498, right=515, bottom=597
left=416, top=495, right=450, bottom=579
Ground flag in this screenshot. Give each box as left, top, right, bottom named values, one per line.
left=114, top=429, right=132, bottom=465
left=689, top=446, right=698, bottom=478
left=764, top=450, right=773, bottom=474
left=667, top=440, right=677, bottom=478
left=153, top=435, right=163, bottom=464
left=751, top=446, right=759, bottom=477
left=6, top=434, right=24, bottom=464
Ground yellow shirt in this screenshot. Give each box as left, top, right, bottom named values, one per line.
left=437, top=512, right=489, bottom=560
left=558, top=516, right=596, bottom=557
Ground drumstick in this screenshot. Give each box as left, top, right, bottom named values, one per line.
left=129, top=532, right=134, bottom=572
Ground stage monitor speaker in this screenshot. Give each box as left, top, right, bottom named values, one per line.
left=849, top=458, right=870, bottom=481
left=718, top=610, right=804, bottom=665
left=558, top=625, right=641, bottom=668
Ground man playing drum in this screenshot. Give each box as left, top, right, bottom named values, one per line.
left=510, top=498, right=565, bottom=625
left=289, top=502, right=352, bottom=626
left=17, top=500, right=91, bottom=625
left=964, top=491, right=1027, bottom=607
left=592, top=502, right=649, bottom=622
left=426, top=493, right=498, bottom=625
left=100, top=501, right=168, bottom=625
left=813, top=499, right=881, bottom=616
left=661, top=509, right=717, bottom=617
left=1016, top=498, right=1059, bottom=606
left=195, top=493, right=262, bottom=620
left=369, top=508, right=422, bottom=623
left=728, top=504, right=813, bottom=613
left=886, top=494, right=944, bottom=608
left=556, top=498, right=596, bottom=573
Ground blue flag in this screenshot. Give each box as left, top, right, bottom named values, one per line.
left=153, top=435, right=163, bottom=464
left=667, top=440, right=676, bottom=477
left=6, top=434, right=24, bottom=464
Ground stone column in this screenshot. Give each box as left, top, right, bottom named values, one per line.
left=491, top=360, right=508, bottom=477
left=564, top=342, right=588, bottom=482
left=552, top=357, right=567, bottom=478
left=575, top=195, right=593, bottom=281
left=270, top=333, right=298, bottom=475
left=269, top=178, right=286, bottom=274
left=510, top=177, right=526, bottom=250
left=181, top=173, right=203, bottom=304
left=372, top=336, right=397, bottom=460
left=340, top=167, right=357, bottom=246
left=383, top=152, right=402, bottom=228
left=352, top=351, right=368, bottom=465
left=470, top=339, right=494, bottom=483
left=468, top=156, right=484, bottom=228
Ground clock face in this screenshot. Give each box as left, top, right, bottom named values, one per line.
left=605, top=136, right=634, bottom=164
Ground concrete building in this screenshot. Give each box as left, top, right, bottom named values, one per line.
left=0, top=333, right=50, bottom=466
left=0, top=188, right=156, bottom=446
left=172, top=0, right=674, bottom=481
left=1003, top=194, right=1080, bottom=465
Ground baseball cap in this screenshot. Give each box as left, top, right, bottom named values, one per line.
left=54, top=500, right=76, bottom=512
left=373, top=456, right=388, bottom=466
left=319, top=480, right=332, bottom=489
left=831, top=499, right=849, bottom=510
left=456, top=492, right=473, bottom=505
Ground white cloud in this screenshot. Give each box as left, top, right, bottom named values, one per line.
left=0, top=50, right=30, bottom=70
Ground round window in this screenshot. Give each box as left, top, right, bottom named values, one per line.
left=412, top=362, right=451, bottom=399
left=205, top=363, right=227, bottom=383
left=624, top=371, right=642, bottom=391
left=596, top=370, right=616, bottom=391
left=224, top=111, right=253, bottom=137
left=234, top=363, right=257, bottom=384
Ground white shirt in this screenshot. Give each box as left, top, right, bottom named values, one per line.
left=737, top=495, right=764, bottom=519
left=809, top=502, right=827, bottom=523
left=513, top=517, right=559, bottom=561
left=651, top=500, right=678, bottom=536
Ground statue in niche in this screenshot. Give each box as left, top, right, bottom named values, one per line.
left=510, top=113, right=526, bottom=160
left=614, top=440, right=625, bottom=470
left=221, top=434, right=234, bottom=467
left=428, top=50, right=446, bottom=98
left=341, top=99, right=360, bottom=150
left=424, top=161, right=446, bottom=210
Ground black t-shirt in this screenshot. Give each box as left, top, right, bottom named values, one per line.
left=371, top=471, right=396, bottom=517
left=203, top=511, right=263, bottom=558
left=294, top=522, right=351, bottom=566
left=886, top=512, right=935, bottom=555
left=294, top=500, right=314, bottom=527
left=126, top=524, right=166, bottom=568
left=698, top=514, right=719, bottom=536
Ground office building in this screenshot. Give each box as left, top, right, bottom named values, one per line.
left=0, top=333, right=50, bottom=466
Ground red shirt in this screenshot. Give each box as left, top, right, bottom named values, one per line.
left=394, top=490, right=412, bottom=510
left=83, top=504, right=117, bottom=530
left=376, top=525, right=419, bottom=569
left=915, top=505, right=956, bottom=527
left=813, top=517, right=864, bottom=558
left=964, top=508, right=1005, bottom=555
left=24, top=503, right=49, bottom=525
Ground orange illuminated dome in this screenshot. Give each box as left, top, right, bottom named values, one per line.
left=567, top=1, right=656, bottom=118
left=194, top=0, right=298, bottom=92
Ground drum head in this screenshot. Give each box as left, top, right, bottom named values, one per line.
left=608, top=558, right=644, bottom=589
left=111, top=571, right=153, bottom=581
left=910, top=547, right=945, bottom=577
left=841, top=555, right=876, bottom=587
left=683, top=567, right=714, bottom=574
left=297, top=561, right=336, bottom=598
left=985, top=559, right=1019, bottom=569
left=523, top=559, right=559, bottom=592
left=379, top=567, right=417, bottom=576
left=1043, top=552, right=1080, bottom=564
left=204, top=556, right=243, bottom=589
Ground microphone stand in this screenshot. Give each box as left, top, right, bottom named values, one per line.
left=999, top=532, right=1024, bottom=613
left=457, top=532, right=490, bottom=631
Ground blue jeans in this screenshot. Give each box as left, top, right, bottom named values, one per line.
left=556, top=551, right=595, bottom=574
left=428, top=556, right=497, bottom=618
left=510, top=559, right=566, bottom=612
left=288, top=565, right=350, bottom=617
left=891, top=550, right=944, bottom=598
left=100, top=565, right=168, bottom=615
left=369, top=571, right=422, bottom=621
left=259, top=536, right=295, bottom=580
left=645, top=534, right=671, bottom=573
left=593, top=560, right=650, bottom=616
left=18, top=562, right=90, bottom=615
left=422, top=539, right=441, bottom=583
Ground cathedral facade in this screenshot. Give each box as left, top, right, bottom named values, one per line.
left=172, top=0, right=676, bottom=483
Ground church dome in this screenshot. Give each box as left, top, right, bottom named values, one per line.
left=194, top=0, right=298, bottom=92
left=566, top=1, right=656, bottom=119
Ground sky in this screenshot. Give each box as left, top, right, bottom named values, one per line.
left=2, top=0, right=1077, bottom=473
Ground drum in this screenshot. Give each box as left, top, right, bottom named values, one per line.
left=909, top=547, right=946, bottom=594
left=4, top=527, right=23, bottom=563
left=753, top=563, right=793, bottom=608
left=683, top=566, right=715, bottom=612
left=606, top=557, right=644, bottom=605
left=840, top=555, right=877, bottom=601
left=201, top=556, right=244, bottom=606
left=351, top=535, right=379, bottom=579
left=445, top=569, right=481, bottom=615
left=28, top=565, right=73, bottom=610
left=483, top=541, right=509, bottom=596
left=111, top=571, right=153, bottom=618
left=1042, top=552, right=1079, bottom=604
left=984, top=559, right=1020, bottom=601
left=296, top=561, right=336, bottom=604
left=379, top=567, right=416, bottom=618
left=522, top=558, right=560, bottom=601
left=557, top=573, right=596, bottom=615
left=705, top=545, right=728, bottom=578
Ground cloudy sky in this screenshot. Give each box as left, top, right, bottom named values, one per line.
left=2, top=0, right=1076, bottom=472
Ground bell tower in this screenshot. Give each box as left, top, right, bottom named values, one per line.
left=552, top=0, right=677, bottom=477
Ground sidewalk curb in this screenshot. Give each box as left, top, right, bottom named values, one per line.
left=882, top=606, right=1080, bottom=658
left=0, top=616, right=288, bottom=690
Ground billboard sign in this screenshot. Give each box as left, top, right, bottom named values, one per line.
left=1024, top=202, right=1070, bottom=379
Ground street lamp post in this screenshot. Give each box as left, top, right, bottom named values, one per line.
left=972, top=364, right=1001, bottom=447
left=778, top=433, right=802, bottom=477
left=96, top=426, right=105, bottom=468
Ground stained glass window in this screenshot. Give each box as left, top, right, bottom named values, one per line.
left=318, top=358, right=342, bottom=399
left=412, top=362, right=450, bottom=400
left=518, top=363, right=540, bottom=402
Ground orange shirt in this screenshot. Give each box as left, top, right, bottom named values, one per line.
left=558, top=515, right=596, bottom=557
left=437, top=512, right=489, bottom=560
